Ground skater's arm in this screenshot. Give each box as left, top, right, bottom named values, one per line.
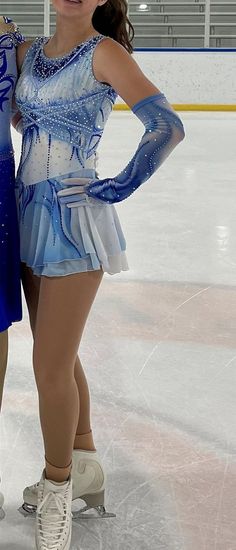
left=93, top=38, right=160, bottom=108
left=11, top=101, right=23, bottom=132
left=84, top=39, right=185, bottom=203
left=16, top=40, right=33, bottom=71
left=0, top=17, right=25, bottom=132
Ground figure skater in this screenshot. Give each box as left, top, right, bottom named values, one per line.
left=0, top=15, right=23, bottom=519
left=15, top=0, right=185, bottom=547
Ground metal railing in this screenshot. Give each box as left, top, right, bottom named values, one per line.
left=1, top=0, right=236, bottom=48
left=129, top=1, right=236, bottom=47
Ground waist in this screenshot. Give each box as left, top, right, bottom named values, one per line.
left=18, top=134, right=96, bottom=187
left=17, top=167, right=96, bottom=188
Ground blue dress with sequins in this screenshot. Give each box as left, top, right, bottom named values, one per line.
left=0, top=18, right=23, bottom=331
left=15, top=35, right=128, bottom=277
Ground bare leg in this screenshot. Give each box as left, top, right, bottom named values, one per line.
left=0, top=331, right=8, bottom=412
left=21, top=264, right=96, bottom=451
left=73, top=356, right=96, bottom=451
left=21, top=264, right=40, bottom=337
left=33, top=270, right=103, bottom=482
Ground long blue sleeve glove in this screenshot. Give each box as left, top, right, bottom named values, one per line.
left=0, top=16, right=25, bottom=146
left=86, top=93, right=185, bottom=203
left=0, top=16, right=25, bottom=131
left=58, top=93, right=185, bottom=207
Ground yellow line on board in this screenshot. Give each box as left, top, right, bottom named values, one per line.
left=173, top=105, right=236, bottom=111
left=114, top=104, right=236, bottom=112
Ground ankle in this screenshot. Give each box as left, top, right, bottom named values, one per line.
left=74, top=430, right=96, bottom=452
left=45, top=458, right=72, bottom=483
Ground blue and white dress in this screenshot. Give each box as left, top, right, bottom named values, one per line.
left=0, top=18, right=23, bottom=331
left=15, top=35, right=129, bottom=277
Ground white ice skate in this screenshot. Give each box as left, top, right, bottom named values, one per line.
left=20, top=450, right=115, bottom=520
left=0, top=479, right=5, bottom=520
left=35, top=471, right=72, bottom=550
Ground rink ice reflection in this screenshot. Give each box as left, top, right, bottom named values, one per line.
left=0, top=112, right=236, bottom=549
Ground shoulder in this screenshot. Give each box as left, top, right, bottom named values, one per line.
left=93, top=37, right=134, bottom=82
left=93, top=36, right=159, bottom=107
left=16, top=39, right=35, bottom=70
left=95, top=37, right=132, bottom=62
left=93, top=37, right=144, bottom=85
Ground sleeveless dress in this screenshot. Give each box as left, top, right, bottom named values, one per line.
left=0, top=18, right=23, bottom=331
left=15, top=35, right=129, bottom=277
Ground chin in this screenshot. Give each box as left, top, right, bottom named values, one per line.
left=52, top=0, right=83, bottom=13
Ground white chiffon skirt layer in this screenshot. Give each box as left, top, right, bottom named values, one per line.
left=17, top=174, right=129, bottom=277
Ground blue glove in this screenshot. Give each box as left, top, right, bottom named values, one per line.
left=57, top=178, right=95, bottom=208
left=85, top=93, right=185, bottom=204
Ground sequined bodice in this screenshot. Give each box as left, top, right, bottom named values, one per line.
left=15, top=35, right=117, bottom=186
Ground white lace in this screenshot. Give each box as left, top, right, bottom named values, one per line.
left=37, top=490, right=71, bottom=549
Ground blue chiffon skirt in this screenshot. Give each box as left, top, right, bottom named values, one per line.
left=17, top=170, right=129, bottom=277
left=0, top=153, right=22, bottom=332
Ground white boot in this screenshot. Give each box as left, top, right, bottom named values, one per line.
left=71, top=449, right=108, bottom=518
left=22, top=450, right=115, bottom=519
left=35, top=471, right=72, bottom=550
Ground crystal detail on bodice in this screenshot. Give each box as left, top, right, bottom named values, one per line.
left=33, top=35, right=103, bottom=80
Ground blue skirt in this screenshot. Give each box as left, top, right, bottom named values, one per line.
left=0, top=153, right=22, bottom=332
left=17, top=170, right=129, bottom=277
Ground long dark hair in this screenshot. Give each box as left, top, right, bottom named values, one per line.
left=92, top=0, right=134, bottom=54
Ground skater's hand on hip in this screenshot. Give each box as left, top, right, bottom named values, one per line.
left=58, top=177, right=103, bottom=207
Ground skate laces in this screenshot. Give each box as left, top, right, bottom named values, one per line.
left=37, top=489, right=71, bottom=549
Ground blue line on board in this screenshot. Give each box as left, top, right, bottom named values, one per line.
left=134, top=48, right=236, bottom=52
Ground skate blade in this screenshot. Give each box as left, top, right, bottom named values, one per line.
left=18, top=502, right=116, bottom=520
left=0, top=508, right=5, bottom=520
left=73, top=504, right=116, bottom=520
left=18, top=503, right=36, bottom=518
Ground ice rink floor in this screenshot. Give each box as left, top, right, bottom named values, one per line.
left=1, top=111, right=236, bottom=549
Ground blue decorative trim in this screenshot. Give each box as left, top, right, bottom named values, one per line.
left=0, top=37, right=16, bottom=111
left=134, top=47, right=236, bottom=52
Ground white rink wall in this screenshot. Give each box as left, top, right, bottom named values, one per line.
left=117, top=51, right=236, bottom=105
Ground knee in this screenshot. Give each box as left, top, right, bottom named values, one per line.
left=35, top=368, right=74, bottom=399
left=33, top=347, right=74, bottom=395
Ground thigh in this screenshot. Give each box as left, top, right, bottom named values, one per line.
left=21, top=263, right=41, bottom=335
left=34, top=270, right=103, bottom=374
